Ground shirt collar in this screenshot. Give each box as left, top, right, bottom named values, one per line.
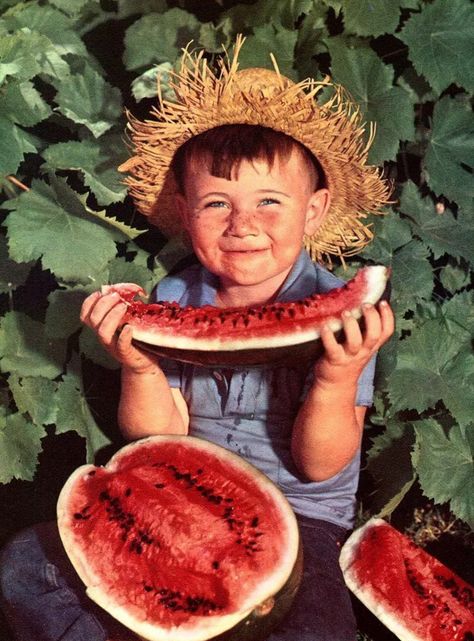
left=199, top=249, right=318, bottom=306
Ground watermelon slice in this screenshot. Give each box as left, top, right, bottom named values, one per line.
left=340, top=518, right=474, bottom=641
left=108, top=264, right=390, bottom=366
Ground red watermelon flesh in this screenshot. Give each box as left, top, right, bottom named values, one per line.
left=105, top=265, right=390, bottom=366
left=112, top=265, right=389, bottom=351
left=57, top=435, right=300, bottom=641
left=340, top=518, right=474, bottom=641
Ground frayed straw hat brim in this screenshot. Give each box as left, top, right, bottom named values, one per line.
left=119, top=36, right=391, bottom=263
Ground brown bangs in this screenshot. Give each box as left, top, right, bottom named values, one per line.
left=170, top=124, right=326, bottom=194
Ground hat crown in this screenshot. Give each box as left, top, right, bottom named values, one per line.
left=232, top=68, right=294, bottom=98
left=120, top=37, right=391, bottom=264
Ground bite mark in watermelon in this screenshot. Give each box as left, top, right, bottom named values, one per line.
left=57, top=435, right=301, bottom=641
left=340, top=518, right=474, bottom=641
left=108, top=264, right=390, bottom=366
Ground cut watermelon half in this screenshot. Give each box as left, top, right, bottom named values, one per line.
left=57, top=435, right=302, bottom=641
left=340, top=518, right=474, bottom=641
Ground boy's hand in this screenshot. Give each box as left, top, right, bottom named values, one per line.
left=80, top=287, right=159, bottom=374
left=315, top=300, right=394, bottom=387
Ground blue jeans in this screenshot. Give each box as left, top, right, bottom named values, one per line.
left=0, top=517, right=356, bottom=641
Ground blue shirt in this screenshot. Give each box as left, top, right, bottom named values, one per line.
left=152, top=250, right=376, bottom=529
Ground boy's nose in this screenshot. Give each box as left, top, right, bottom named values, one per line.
left=225, top=208, right=258, bottom=236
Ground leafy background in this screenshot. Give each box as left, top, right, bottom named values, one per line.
left=0, top=0, right=473, bottom=639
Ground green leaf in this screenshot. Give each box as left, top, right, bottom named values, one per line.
left=2, top=4, right=88, bottom=57
left=54, top=65, right=122, bottom=138
left=294, top=5, right=329, bottom=79
left=9, top=375, right=58, bottom=426
left=400, top=0, right=474, bottom=95
left=236, top=24, right=298, bottom=79
left=327, top=39, right=415, bottom=163
left=123, top=8, right=201, bottom=70
left=0, top=29, right=70, bottom=84
left=106, top=257, right=155, bottom=291
left=341, top=0, right=404, bottom=37
left=414, top=420, right=474, bottom=528
left=390, top=240, right=434, bottom=304
left=82, top=200, right=143, bottom=241
left=223, top=0, right=313, bottom=31
left=388, top=319, right=474, bottom=424
left=0, top=311, right=66, bottom=379
left=45, top=286, right=91, bottom=339
left=0, top=412, right=46, bottom=483
left=441, top=290, right=474, bottom=340
left=365, top=419, right=417, bottom=517
left=131, top=62, right=175, bottom=102
left=0, top=116, right=37, bottom=175
left=117, top=0, right=168, bottom=19
left=49, top=0, right=92, bottom=15
left=42, top=135, right=128, bottom=205
left=152, top=237, right=190, bottom=278
left=424, top=96, right=474, bottom=212
left=4, top=177, right=120, bottom=284
left=198, top=21, right=232, bottom=54
left=439, top=262, right=471, bottom=294
left=79, top=325, right=120, bottom=370
left=360, top=210, right=413, bottom=264
left=55, top=371, right=111, bottom=461
left=0, top=80, right=52, bottom=127
left=398, top=66, right=436, bottom=104
left=399, top=181, right=474, bottom=264
left=0, top=234, right=32, bottom=294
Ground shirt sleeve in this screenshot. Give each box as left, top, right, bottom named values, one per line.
left=300, top=353, right=377, bottom=407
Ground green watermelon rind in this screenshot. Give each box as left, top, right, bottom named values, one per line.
left=57, top=434, right=301, bottom=641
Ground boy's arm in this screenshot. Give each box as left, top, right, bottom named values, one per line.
left=291, top=301, right=394, bottom=482
left=81, top=290, right=188, bottom=440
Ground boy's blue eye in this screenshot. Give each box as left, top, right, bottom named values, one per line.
left=259, top=198, right=280, bottom=206
left=205, top=201, right=227, bottom=209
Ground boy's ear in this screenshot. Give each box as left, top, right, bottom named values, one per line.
left=304, top=188, right=331, bottom=236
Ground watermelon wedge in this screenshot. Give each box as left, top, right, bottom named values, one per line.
left=107, top=264, right=390, bottom=366
left=340, top=518, right=474, bottom=641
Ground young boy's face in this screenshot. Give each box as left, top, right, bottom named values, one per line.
left=176, top=148, right=330, bottom=298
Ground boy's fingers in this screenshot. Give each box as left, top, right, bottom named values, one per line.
left=379, top=300, right=395, bottom=341
left=95, top=302, right=128, bottom=346
left=361, top=304, right=382, bottom=349
left=87, top=292, right=123, bottom=328
left=115, top=324, right=134, bottom=356
left=320, top=324, right=344, bottom=360
left=80, top=291, right=102, bottom=324
left=341, top=311, right=363, bottom=355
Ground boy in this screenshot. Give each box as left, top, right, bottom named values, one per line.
left=0, top=39, right=393, bottom=641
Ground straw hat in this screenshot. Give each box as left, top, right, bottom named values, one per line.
left=119, top=36, right=391, bottom=263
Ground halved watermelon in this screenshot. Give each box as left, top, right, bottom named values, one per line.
left=340, top=518, right=474, bottom=641
left=57, top=435, right=302, bottom=641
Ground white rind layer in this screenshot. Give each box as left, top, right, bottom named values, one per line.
left=340, top=518, right=424, bottom=641
left=130, top=265, right=389, bottom=351
left=57, top=435, right=300, bottom=641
